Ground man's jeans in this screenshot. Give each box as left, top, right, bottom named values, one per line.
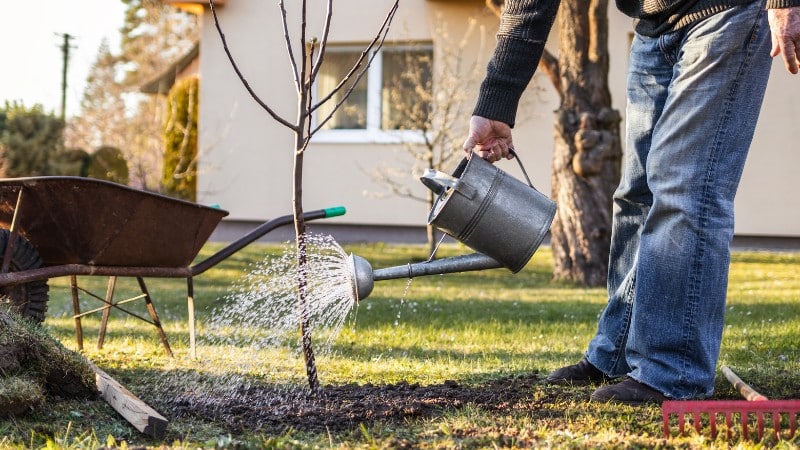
left=585, top=1, right=772, bottom=399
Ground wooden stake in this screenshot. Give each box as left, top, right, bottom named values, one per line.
left=89, top=362, right=168, bottom=438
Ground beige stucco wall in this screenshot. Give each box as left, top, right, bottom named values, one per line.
left=196, top=2, right=800, bottom=237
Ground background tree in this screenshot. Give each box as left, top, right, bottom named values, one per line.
left=162, top=76, right=199, bottom=202
left=367, top=19, right=486, bottom=257
left=0, top=102, right=65, bottom=177
left=119, top=0, right=198, bottom=86
left=487, top=0, right=621, bottom=286
left=65, top=0, right=198, bottom=191
left=64, top=41, right=128, bottom=157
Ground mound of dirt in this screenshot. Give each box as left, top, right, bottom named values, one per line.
left=162, top=372, right=561, bottom=435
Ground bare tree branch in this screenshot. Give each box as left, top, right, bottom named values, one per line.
left=309, top=0, right=334, bottom=86
left=539, top=50, right=562, bottom=98
left=279, top=0, right=301, bottom=90
left=300, top=0, right=308, bottom=95
left=209, top=0, right=296, bottom=130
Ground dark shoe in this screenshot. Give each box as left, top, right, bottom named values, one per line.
left=545, top=358, right=614, bottom=385
left=590, top=377, right=667, bottom=405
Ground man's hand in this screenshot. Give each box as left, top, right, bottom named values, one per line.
left=462, top=115, right=515, bottom=163
left=768, top=7, right=800, bottom=74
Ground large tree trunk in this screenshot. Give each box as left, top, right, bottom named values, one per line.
left=549, top=1, right=621, bottom=286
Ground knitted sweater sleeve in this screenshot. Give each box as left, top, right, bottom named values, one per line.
left=472, top=0, right=561, bottom=127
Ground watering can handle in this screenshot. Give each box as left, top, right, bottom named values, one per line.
left=509, top=149, right=535, bottom=189
left=422, top=150, right=537, bottom=196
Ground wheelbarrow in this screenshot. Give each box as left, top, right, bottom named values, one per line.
left=0, top=176, right=345, bottom=357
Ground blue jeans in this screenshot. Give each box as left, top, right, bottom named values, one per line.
left=585, top=1, right=772, bottom=399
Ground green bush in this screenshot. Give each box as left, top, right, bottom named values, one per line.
left=0, top=102, right=64, bottom=177
left=86, top=146, right=129, bottom=184
left=162, top=76, right=198, bottom=202
left=51, top=148, right=91, bottom=177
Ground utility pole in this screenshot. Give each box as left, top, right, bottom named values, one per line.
left=57, top=33, right=75, bottom=121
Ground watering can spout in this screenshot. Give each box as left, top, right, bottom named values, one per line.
left=348, top=252, right=503, bottom=302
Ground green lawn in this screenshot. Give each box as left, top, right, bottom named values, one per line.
left=1, top=241, right=799, bottom=449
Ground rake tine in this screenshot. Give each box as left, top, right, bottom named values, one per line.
left=663, top=412, right=671, bottom=437
left=724, top=411, right=732, bottom=440
left=709, top=413, right=717, bottom=438
left=790, top=411, right=796, bottom=437
left=757, top=411, right=765, bottom=441
left=742, top=411, right=749, bottom=440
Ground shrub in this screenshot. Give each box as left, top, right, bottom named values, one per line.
left=86, top=145, right=129, bottom=184
left=162, top=76, right=198, bottom=202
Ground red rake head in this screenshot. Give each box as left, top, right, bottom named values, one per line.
left=662, top=400, right=800, bottom=442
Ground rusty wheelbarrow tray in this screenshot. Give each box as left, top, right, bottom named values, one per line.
left=0, top=176, right=345, bottom=356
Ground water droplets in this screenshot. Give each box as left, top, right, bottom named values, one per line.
left=206, top=233, right=356, bottom=353
left=155, top=233, right=358, bottom=411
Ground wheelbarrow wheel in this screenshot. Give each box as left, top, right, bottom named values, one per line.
left=0, top=229, right=50, bottom=323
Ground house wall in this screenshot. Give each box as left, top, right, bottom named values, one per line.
left=196, top=1, right=800, bottom=238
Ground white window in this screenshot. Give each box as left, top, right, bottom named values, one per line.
left=314, top=44, right=433, bottom=143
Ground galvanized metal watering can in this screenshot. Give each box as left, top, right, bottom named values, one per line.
left=349, top=153, right=557, bottom=301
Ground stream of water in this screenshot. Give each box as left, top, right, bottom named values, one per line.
left=156, top=233, right=359, bottom=408
left=205, top=233, right=356, bottom=353
left=156, top=232, right=446, bottom=410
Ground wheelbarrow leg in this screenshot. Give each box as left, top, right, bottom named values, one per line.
left=97, top=276, right=117, bottom=350
left=187, top=276, right=196, bottom=359
left=70, top=275, right=84, bottom=350
left=136, top=277, right=173, bottom=357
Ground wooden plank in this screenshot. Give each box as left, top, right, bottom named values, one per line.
left=89, top=362, right=168, bottom=438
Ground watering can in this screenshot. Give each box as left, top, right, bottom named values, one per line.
left=349, top=152, right=557, bottom=301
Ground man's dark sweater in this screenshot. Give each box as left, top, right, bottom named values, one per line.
left=474, top=0, right=800, bottom=127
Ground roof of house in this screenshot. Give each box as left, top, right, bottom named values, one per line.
left=140, top=41, right=200, bottom=95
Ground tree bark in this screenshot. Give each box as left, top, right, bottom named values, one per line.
left=549, top=0, right=621, bottom=286
left=294, top=109, right=319, bottom=393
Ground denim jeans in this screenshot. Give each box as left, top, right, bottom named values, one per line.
left=585, top=1, right=772, bottom=399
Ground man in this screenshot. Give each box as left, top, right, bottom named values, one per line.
left=464, top=1, right=800, bottom=404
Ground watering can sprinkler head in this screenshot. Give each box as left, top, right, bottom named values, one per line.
left=348, top=253, right=375, bottom=302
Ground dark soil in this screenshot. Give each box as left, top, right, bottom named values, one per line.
left=162, top=372, right=571, bottom=436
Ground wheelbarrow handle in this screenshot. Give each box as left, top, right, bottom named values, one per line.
left=190, top=206, right=346, bottom=276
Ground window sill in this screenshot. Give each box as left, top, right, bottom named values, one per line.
left=311, top=129, right=429, bottom=145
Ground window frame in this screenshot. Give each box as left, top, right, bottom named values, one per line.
left=312, top=43, right=433, bottom=145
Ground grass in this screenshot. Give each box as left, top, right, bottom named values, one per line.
left=1, top=240, right=799, bottom=449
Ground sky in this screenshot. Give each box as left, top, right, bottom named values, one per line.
left=0, top=0, right=127, bottom=118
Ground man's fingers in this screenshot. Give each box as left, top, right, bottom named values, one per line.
left=771, top=32, right=780, bottom=57
left=780, top=39, right=799, bottom=73
left=463, top=135, right=477, bottom=154
left=768, top=8, right=800, bottom=74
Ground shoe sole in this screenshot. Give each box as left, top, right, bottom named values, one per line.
left=589, top=395, right=663, bottom=406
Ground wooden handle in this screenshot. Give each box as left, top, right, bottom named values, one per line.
left=722, top=365, right=768, bottom=401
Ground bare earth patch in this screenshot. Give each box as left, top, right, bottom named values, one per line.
left=161, top=372, right=568, bottom=435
